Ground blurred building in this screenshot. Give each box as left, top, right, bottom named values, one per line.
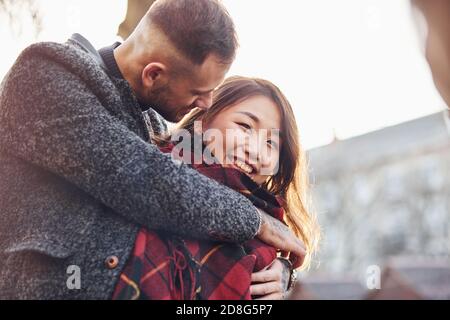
left=290, top=255, right=450, bottom=300
left=294, top=110, right=450, bottom=299
left=365, top=256, right=450, bottom=300
left=289, top=273, right=367, bottom=300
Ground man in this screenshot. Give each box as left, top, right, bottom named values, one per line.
left=0, top=0, right=304, bottom=299
left=412, top=0, right=450, bottom=108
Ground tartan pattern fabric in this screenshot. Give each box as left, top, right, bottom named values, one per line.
left=112, top=144, right=285, bottom=300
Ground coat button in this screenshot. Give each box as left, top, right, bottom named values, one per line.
left=105, top=255, right=119, bottom=269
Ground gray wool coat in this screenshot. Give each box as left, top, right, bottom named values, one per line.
left=0, top=36, right=260, bottom=299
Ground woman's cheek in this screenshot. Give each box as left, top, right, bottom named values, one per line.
left=225, top=132, right=248, bottom=156
left=204, top=135, right=225, bottom=164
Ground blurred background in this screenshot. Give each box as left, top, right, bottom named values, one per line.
left=1, top=0, right=449, bottom=299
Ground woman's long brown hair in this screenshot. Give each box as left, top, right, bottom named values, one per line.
left=158, top=76, right=320, bottom=269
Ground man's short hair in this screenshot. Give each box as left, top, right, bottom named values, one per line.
left=148, top=0, right=238, bottom=65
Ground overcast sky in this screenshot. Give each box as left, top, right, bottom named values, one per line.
left=0, top=0, right=445, bottom=149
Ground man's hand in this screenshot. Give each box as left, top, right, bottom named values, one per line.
left=250, top=258, right=291, bottom=300
left=256, top=209, right=306, bottom=269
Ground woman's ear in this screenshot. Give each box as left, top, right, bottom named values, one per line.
left=142, top=62, right=167, bottom=89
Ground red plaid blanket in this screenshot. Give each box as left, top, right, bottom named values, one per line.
left=112, top=144, right=285, bottom=300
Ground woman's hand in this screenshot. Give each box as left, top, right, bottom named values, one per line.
left=250, top=258, right=291, bottom=300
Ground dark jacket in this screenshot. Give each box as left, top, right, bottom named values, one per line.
left=0, top=36, right=260, bottom=299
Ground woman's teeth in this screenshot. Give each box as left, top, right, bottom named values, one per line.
left=234, top=159, right=254, bottom=174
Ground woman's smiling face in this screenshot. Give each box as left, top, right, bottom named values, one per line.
left=202, top=95, right=282, bottom=185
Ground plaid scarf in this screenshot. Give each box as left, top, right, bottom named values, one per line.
left=112, top=143, right=285, bottom=300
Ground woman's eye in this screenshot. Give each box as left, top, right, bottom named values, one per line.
left=267, top=140, right=278, bottom=149
left=236, top=122, right=251, bottom=130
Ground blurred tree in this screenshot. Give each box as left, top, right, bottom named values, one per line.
left=0, top=0, right=42, bottom=37
left=117, top=0, right=156, bottom=40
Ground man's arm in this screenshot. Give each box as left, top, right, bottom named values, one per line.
left=0, top=51, right=259, bottom=243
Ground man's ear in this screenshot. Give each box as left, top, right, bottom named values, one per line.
left=142, top=62, right=167, bottom=89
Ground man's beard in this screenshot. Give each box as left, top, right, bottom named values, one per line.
left=146, top=85, right=179, bottom=122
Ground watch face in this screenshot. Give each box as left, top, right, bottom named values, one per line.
left=289, top=269, right=298, bottom=291
left=292, top=270, right=298, bottom=281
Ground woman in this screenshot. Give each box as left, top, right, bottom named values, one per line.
left=112, top=76, right=320, bottom=300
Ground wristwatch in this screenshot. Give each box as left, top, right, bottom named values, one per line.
left=277, top=257, right=298, bottom=292
left=288, top=268, right=298, bottom=291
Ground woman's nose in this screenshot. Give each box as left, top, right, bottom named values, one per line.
left=247, top=133, right=275, bottom=168
left=244, top=134, right=261, bottom=166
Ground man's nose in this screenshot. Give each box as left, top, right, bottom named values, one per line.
left=194, top=92, right=213, bottom=110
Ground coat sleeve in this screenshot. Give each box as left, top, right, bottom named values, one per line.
left=0, top=50, right=260, bottom=244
